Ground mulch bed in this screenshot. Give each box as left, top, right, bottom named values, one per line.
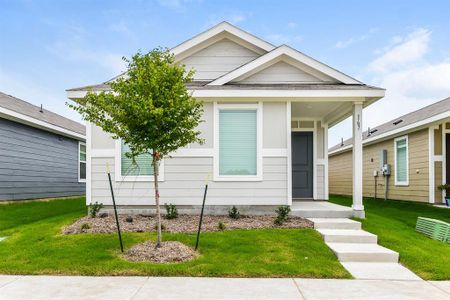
left=123, top=241, right=197, bottom=263
left=62, top=214, right=313, bottom=235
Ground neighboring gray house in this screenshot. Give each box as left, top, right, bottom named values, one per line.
left=0, top=92, right=86, bottom=201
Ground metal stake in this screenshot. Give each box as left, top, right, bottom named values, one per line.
left=107, top=163, right=124, bottom=252
left=195, top=175, right=209, bottom=251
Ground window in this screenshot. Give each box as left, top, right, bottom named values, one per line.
left=215, top=103, right=262, bottom=181
left=116, top=140, right=164, bottom=181
left=394, top=136, right=408, bottom=186
left=79, top=142, right=86, bottom=182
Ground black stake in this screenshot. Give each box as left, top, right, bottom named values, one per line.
left=195, top=179, right=209, bottom=251
left=107, top=163, right=124, bottom=252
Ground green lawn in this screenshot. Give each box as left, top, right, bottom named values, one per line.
left=0, top=197, right=350, bottom=278
left=330, top=195, right=450, bottom=280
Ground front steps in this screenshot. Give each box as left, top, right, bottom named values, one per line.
left=309, top=218, right=420, bottom=280
left=291, top=201, right=353, bottom=218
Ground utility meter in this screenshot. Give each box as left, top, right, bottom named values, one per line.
left=382, top=164, right=391, bottom=176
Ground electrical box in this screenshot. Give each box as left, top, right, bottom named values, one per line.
left=382, top=164, right=391, bottom=176
left=380, top=149, right=387, bottom=170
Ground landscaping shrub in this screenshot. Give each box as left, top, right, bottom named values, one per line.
left=274, top=206, right=291, bottom=225
left=125, top=216, right=133, bottom=223
left=154, top=223, right=166, bottom=231
left=218, top=222, right=226, bottom=231
left=88, top=202, right=103, bottom=218
left=228, top=206, right=240, bottom=219
left=164, top=203, right=178, bottom=219
left=80, top=223, right=90, bottom=231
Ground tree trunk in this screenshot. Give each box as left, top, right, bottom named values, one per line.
left=153, top=151, right=162, bottom=248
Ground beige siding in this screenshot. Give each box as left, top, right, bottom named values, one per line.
left=180, top=38, right=259, bottom=80
left=238, top=61, right=322, bottom=84
left=329, top=129, right=430, bottom=202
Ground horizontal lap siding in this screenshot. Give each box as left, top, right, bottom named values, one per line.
left=0, top=118, right=85, bottom=201
left=329, top=129, right=430, bottom=202
left=91, top=156, right=287, bottom=206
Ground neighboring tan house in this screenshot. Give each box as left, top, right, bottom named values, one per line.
left=329, top=97, right=450, bottom=204
left=0, top=92, right=86, bottom=201
left=66, top=22, right=385, bottom=217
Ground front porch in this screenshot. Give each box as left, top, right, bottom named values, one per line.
left=290, top=200, right=353, bottom=218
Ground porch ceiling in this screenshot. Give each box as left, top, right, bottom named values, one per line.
left=291, top=102, right=344, bottom=120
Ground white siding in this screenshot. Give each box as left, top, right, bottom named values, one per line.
left=237, top=61, right=322, bottom=84
left=316, top=165, right=325, bottom=200
left=180, top=38, right=260, bottom=80
left=91, top=156, right=287, bottom=206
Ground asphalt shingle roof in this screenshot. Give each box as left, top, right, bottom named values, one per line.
left=329, top=97, right=450, bottom=153
left=0, top=91, right=85, bottom=136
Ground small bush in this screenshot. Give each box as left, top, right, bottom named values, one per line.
left=80, top=223, right=90, bottom=231
left=125, top=216, right=133, bottom=223
left=228, top=206, right=240, bottom=219
left=274, top=205, right=291, bottom=226
left=88, top=202, right=103, bottom=218
left=164, top=203, right=178, bottom=219
left=154, top=223, right=166, bottom=231
left=218, top=221, right=226, bottom=231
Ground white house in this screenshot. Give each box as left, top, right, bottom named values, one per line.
left=67, top=22, right=385, bottom=217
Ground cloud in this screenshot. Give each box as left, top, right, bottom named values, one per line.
left=335, top=28, right=378, bottom=49
left=368, top=28, right=430, bottom=72
left=329, top=27, right=450, bottom=147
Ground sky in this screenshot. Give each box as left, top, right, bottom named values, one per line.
left=1, top=0, right=450, bottom=146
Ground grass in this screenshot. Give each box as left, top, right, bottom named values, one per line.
left=330, top=195, right=450, bottom=280
left=0, top=197, right=350, bottom=278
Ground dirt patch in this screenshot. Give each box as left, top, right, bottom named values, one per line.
left=123, top=241, right=197, bottom=263
left=62, top=214, right=313, bottom=235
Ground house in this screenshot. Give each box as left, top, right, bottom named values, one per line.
left=66, top=22, right=385, bottom=217
left=328, top=97, right=450, bottom=204
left=0, top=92, right=86, bottom=201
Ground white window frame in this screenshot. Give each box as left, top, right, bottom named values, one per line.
left=394, top=135, right=409, bottom=186
left=115, top=139, right=164, bottom=182
left=78, top=141, right=86, bottom=183
left=213, top=102, right=263, bottom=181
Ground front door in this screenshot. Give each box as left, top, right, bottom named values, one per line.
left=292, top=131, right=313, bottom=198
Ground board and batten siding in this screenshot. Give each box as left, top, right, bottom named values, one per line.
left=179, top=38, right=260, bottom=81
left=0, top=117, right=85, bottom=201
left=89, top=102, right=289, bottom=207
left=329, top=129, right=430, bottom=202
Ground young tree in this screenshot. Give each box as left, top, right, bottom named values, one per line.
left=69, top=48, right=203, bottom=247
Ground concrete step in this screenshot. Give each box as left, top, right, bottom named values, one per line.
left=317, top=229, right=377, bottom=244
left=291, top=210, right=353, bottom=218
left=308, top=218, right=361, bottom=230
left=341, top=262, right=422, bottom=280
left=326, top=243, right=399, bottom=263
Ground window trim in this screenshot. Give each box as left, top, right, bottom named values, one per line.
left=114, top=139, right=165, bottom=182
left=394, top=135, right=409, bottom=186
left=78, top=141, right=86, bottom=183
left=213, top=102, right=263, bottom=181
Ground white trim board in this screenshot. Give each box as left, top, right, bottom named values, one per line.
left=0, top=107, right=85, bottom=140
left=78, top=141, right=86, bottom=183
left=208, top=45, right=361, bottom=86
left=394, top=135, right=409, bottom=187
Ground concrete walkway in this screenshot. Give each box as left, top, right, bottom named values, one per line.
left=0, top=276, right=449, bottom=300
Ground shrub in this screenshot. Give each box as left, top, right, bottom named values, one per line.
left=125, top=216, right=133, bottom=223
left=164, top=203, right=178, bottom=219
left=218, top=222, right=226, bottom=231
left=88, top=202, right=103, bottom=218
left=80, top=223, right=90, bottom=231
left=274, top=205, right=291, bottom=226
left=228, top=206, right=240, bottom=219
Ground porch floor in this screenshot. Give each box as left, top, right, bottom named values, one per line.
left=291, top=201, right=353, bottom=218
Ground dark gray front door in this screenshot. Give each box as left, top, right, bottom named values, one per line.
left=292, top=132, right=313, bottom=198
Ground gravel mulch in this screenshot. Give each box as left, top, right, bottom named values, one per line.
left=123, top=241, right=197, bottom=263
left=62, top=214, right=313, bottom=235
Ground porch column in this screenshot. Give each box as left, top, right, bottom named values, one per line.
left=352, top=102, right=365, bottom=218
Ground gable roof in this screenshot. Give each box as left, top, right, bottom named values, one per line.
left=208, top=45, right=361, bottom=86
left=0, top=91, right=85, bottom=140
left=329, top=97, right=450, bottom=155
left=171, top=21, right=275, bottom=59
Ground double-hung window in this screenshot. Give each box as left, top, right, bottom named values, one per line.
left=394, top=136, right=408, bottom=186
left=79, top=142, right=86, bottom=182
left=116, top=140, right=163, bottom=181
left=215, top=103, right=262, bottom=181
